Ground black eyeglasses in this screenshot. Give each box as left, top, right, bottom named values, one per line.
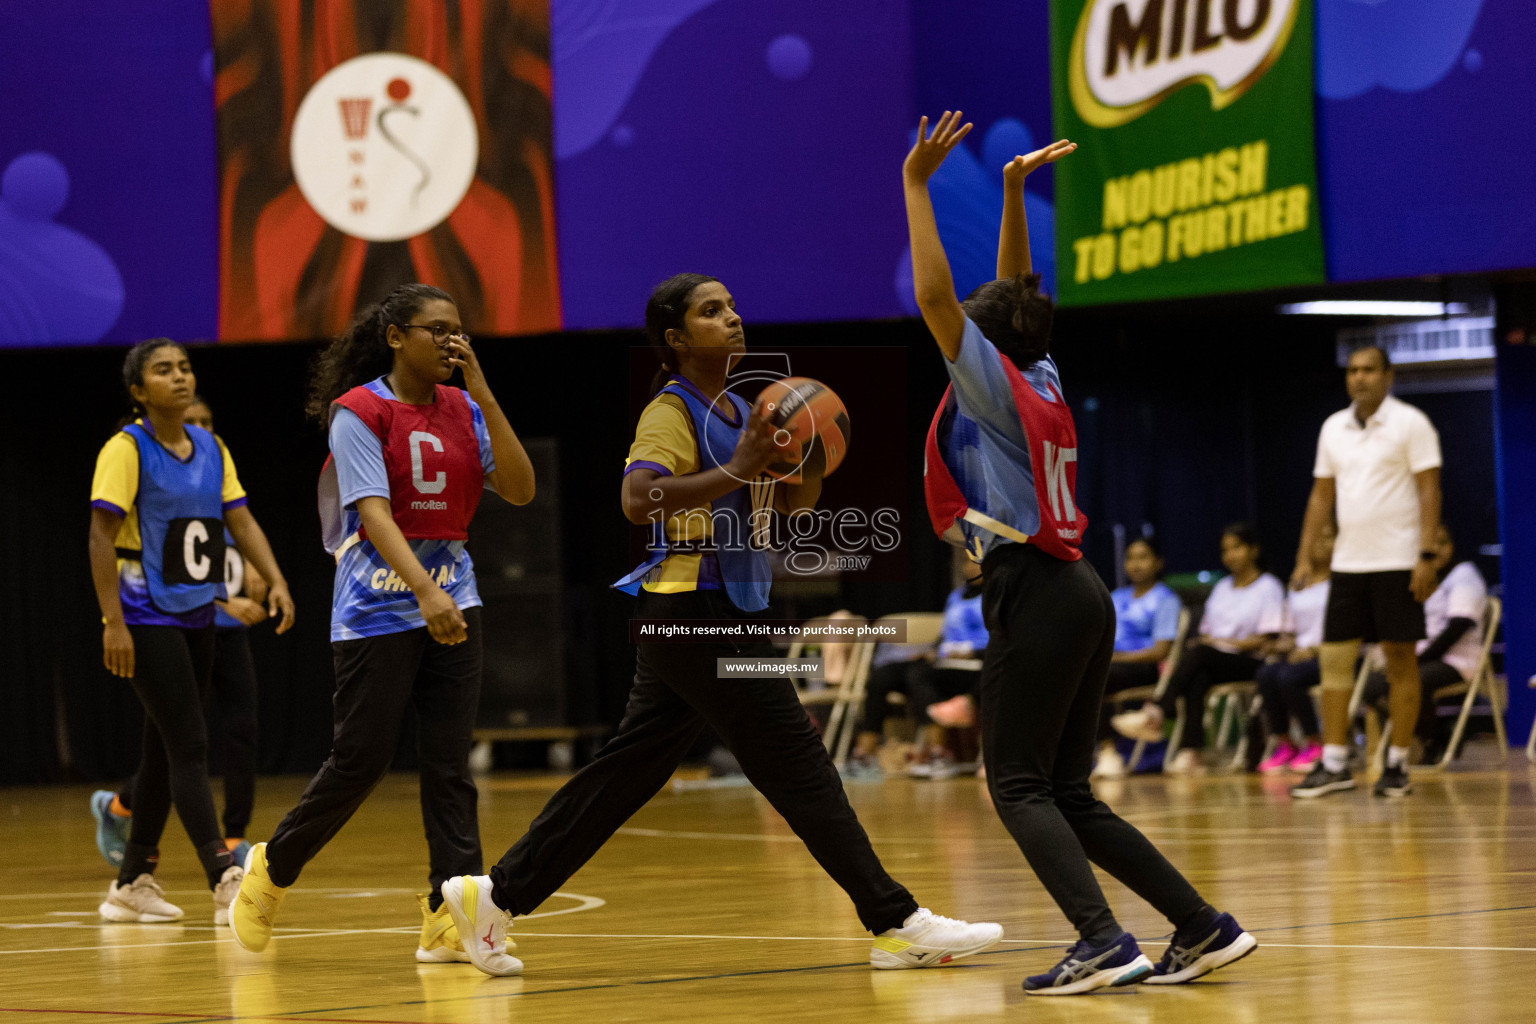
left=397, top=323, right=471, bottom=345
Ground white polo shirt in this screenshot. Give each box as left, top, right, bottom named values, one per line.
left=1314, top=394, right=1441, bottom=572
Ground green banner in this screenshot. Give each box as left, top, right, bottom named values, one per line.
left=1051, top=0, right=1325, bottom=306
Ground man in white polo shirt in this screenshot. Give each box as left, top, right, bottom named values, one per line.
left=1288, top=345, right=1441, bottom=799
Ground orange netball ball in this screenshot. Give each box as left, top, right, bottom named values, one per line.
left=754, top=377, right=851, bottom=482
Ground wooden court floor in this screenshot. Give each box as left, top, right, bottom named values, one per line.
left=3, top=751, right=1534, bottom=1024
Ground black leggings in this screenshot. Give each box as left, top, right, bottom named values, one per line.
left=489, top=588, right=918, bottom=935
left=1256, top=659, right=1321, bottom=738
left=123, top=623, right=230, bottom=889
left=1098, top=661, right=1159, bottom=743
left=978, top=543, right=1207, bottom=945
left=860, top=660, right=976, bottom=734
left=1157, top=644, right=1264, bottom=748
left=121, top=627, right=260, bottom=838
left=1359, top=659, right=1465, bottom=741
left=210, top=628, right=259, bottom=837
left=265, top=607, right=484, bottom=900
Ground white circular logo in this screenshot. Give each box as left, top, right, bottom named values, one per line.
left=291, top=53, right=478, bottom=242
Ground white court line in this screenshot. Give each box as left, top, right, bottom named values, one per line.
left=0, top=886, right=425, bottom=901
left=5, top=924, right=1535, bottom=957
left=0, top=892, right=604, bottom=956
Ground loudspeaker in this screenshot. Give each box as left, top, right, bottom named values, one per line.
left=467, top=438, right=565, bottom=728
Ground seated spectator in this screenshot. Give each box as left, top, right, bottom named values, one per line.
left=1112, top=522, right=1284, bottom=774
left=848, top=560, right=986, bottom=779
left=1360, top=524, right=1487, bottom=764
left=1092, top=537, right=1182, bottom=779
left=1255, top=523, right=1336, bottom=773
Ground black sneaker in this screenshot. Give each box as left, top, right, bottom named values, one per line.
left=1373, top=763, right=1412, bottom=797
left=1022, top=933, right=1153, bottom=995
left=1290, top=763, right=1355, bottom=799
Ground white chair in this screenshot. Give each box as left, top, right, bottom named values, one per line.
left=790, top=615, right=868, bottom=753
left=822, top=612, right=947, bottom=765
left=1205, top=680, right=1260, bottom=773
left=1105, top=608, right=1191, bottom=771
left=1525, top=673, right=1536, bottom=764
left=1359, top=597, right=1506, bottom=772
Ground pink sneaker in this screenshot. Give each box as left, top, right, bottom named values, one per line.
left=1288, top=742, right=1323, bottom=772
left=1258, top=741, right=1297, bottom=774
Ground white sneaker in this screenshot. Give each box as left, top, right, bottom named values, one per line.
left=1091, top=747, right=1127, bottom=779
left=870, top=908, right=1003, bottom=969
left=213, top=864, right=244, bottom=925
left=1165, top=748, right=1206, bottom=776
left=99, top=874, right=184, bottom=923
left=440, top=875, right=523, bottom=977
left=1111, top=708, right=1164, bottom=742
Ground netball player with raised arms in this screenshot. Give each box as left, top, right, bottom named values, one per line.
left=230, top=284, right=535, bottom=967
left=435, top=273, right=1002, bottom=978
left=903, top=112, right=1255, bottom=993
left=88, top=339, right=295, bottom=922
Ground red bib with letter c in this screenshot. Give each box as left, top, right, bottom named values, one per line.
left=331, top=384, right=484, bottom=542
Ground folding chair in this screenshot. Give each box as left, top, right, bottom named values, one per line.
left=1526, top=673, right=1536, bottom=764
left=1206, top=680, right=1260, bottom=773
left=1107, top=608, right=1191, bottom=771
left=826, top=612, right=947, bottom=766
left=1426, top=596, right=1504, bottom=770
left=1358, top=597, right=1506, bottom=772
left=791, top=615, right=868, bottom=753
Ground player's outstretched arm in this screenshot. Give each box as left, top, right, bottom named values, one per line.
left=903, top=111, right=972, bottom=362
left=997, top=140, right=1076, bottom=280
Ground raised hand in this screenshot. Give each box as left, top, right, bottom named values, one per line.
left=1003, top=139, right=1077, bottom=191
left=903, top=111, right=973, bottom=185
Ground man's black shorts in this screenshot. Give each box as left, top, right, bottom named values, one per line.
left=1322, top=570, right=1426, bottom=644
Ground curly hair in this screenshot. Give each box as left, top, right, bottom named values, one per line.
left=305, top=284, right=453, bottom=423
left=960, top=272, right=1054, bottom=369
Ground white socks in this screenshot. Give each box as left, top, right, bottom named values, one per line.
left=1386, top=745, right=1410, bottom=770
left=1322, top=744, right=1349, bottom=773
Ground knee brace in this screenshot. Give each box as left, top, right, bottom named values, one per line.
left=1318, top=641, right=1360, bottom=692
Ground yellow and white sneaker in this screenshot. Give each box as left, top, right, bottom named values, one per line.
left=229, top=842, right=288, bottom=952
left=99, top=874, right=183, bottom=923
left=417, top=893, right=481, bottom=963
left=871, top=908, right=1003, bottom=969
left=440, top=875, right=523, bottom=977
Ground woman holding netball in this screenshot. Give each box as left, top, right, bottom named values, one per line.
left=229, top=284, right=536, bottom=967
left=436, top=273, right=1002, bottom=978
left=88, top=339, right=295, bottom=923
left=903, top=112, right=1255, bottom=993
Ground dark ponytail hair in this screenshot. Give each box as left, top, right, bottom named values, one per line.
left=644, top=273, right=717, bottom=396
left=961, top=272, right=1054, bottom=369
left=1222, top=521, right=1263, bottom=568
left=305, top=283, right=453, bottom=423
left=120, top=337, right=189, bottom=421
left=1125, top=534, right=1166, bottom=575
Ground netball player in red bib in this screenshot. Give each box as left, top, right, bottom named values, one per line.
left=903, top=112, right=1255, bottom=993
left=229, top=285, right=535, bottom=969
left=434, top=274, right=1003, bottom=979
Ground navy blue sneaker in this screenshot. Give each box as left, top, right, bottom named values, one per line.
left=1144, top=912, right=1257, bottom=984
left=1022, top=932, right=1153, bottom=995
left=90, top=790, right=129, bottom=867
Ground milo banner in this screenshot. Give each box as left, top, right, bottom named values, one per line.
left=1051, top=0, right=1325, bottom=305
